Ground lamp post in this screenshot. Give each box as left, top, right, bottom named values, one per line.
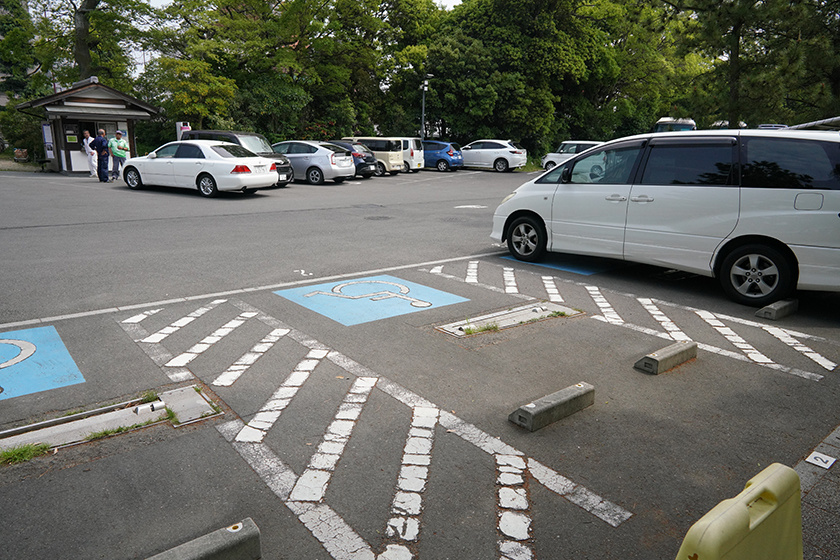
left=420, top=74, right=433, bottom=139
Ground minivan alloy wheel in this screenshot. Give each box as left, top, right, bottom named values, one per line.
left=720, top=244, right=793, bottom=306
left=507, top=216, right=546, bottom=262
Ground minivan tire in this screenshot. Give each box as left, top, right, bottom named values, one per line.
left=719, top=244, right=794, bottom=306
left=507, top=216, right=546, bottom=262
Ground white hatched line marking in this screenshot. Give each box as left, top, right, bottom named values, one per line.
left=164, top=310, right=257, bottom=368
left=429, top=265, right=443, bottom=274
left=591, top=315, right=823, bottom=381
left=637, top=298, right=691, bottom=342
left=383, top=406, right=440, bottom=555
left=212, top=328, right=291, bottom=386
left=496, top=454, right=533, bottom=556
left=763, top=326, right=837, bottom=371
left=141, top=299, right=227, bottom=343
left=586, top=286, right=623, bottom=324
left=541, top=276, right=563, bottom=303
left=427, top=268, right=536, bottom=301
left=466, top=260, right=479, bottom=283
left=695, top=310, right=773, bottom=364
left=235, top=348, right=330, bottom=443
left=121, top=308, right=162, bottom=324
left=503, top=267, right=519, bottom=294
left=288, top=376, right=378, bottom=502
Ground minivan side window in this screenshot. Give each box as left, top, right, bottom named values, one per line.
left=742, top=137, right=840, bottom=190
left=570, top=144, right=643, bottom=184
left=640, top=141, right=735, bottom=185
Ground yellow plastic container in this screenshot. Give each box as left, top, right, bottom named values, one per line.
left=675, top=463, right=803, bottom=560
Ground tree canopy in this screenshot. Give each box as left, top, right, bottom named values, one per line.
left=3, top=0, right=840, bottom=156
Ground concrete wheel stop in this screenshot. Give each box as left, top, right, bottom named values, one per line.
left=147, top=517, right=261, bottom=560
left=509, top=382, right=595, bottom=432
left=0, top=385, right=220, bottom=452
left=633, top=340, right=697, bottom=375
left=755, top=299, right=798, bottom=320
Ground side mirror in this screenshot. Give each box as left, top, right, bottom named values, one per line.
left=560, top=166, right=571, bottom=183
left=147, top=152, right=157, bottom=159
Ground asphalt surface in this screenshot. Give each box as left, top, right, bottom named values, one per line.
left=1, top=168, right=838, bottom=559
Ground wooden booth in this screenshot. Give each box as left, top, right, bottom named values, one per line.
left=16, top=77, right=159, bottom=173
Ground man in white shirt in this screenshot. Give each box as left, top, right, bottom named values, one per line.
left=82, top=130, right=97, bottom=177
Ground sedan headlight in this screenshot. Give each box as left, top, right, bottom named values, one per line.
left=500, top=192, right=516, bottom=204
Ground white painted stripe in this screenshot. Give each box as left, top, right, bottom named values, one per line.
left=165, top=311, right=256, bottom=367
left=496, top=454, right=533, bottom=554
left=288, top=502, right=376, bottom=560
left=503, top=267, right=519, bottom=294
left=289, top=376, right=379, bottom=502
left=466, top=260, right=479, bottom=283
left=212, top=328, right=291, bottom=386
left=541, top=276, right=563, bottom=303
left=429, top=265, right=443, bottom=274
left=696, top=310, right=773, bottom=364
left=424, top=268, right=536, bottom=302
left=235, top=348, right=329, bottom=443
left=763, top=326, right=837, bottom=371
left=637, top=298, right=691, bottom=342
left=142, top=299, right=227, bottom=343
left=591, top=315, right=822, bottom=381
left=586, top=286, right=623, bottom=324
left=121, top=308, right=162, bottom=324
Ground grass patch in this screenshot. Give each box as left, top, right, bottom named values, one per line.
left=1, top=443, right=51, bottom=465
left=140, top=390, right=158, bottom=403
left=462, top=322, right=500, bottom=335
left=165, top=407, right=180, bottom=425
left=85, top=418, right=157, bottom=441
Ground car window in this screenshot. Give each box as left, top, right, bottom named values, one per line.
left=641, top=142, right=734, bottom=185
left=485, top=142, right=504, bottom=150
left=212, top=144, right=257, bottom=158
left=742, top=137, right=840, bottom=190
left=272, top=143, right=289, bottom=154
left=154, top=144, right=179, bottom=158
left=536, top=163, right=568, bottom=184
left=468, top=142, right=484, bottom=150
left=411, top=139, right=422, bottom=149
left=559, top=143, right=576, bottom=153
left=450, top=143, right=461, bottom=151
left=322, top=143, right=348, bottom=154
left=570, top=144, right=643, bottom=184
left=174, top=144, right=205, bottom=159
left=238, top=135, right=272, bottom=153
left=512, top=142, right=525, bottom=150
left=402, top=140, right=409, bottom=149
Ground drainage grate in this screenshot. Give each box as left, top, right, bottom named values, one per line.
left=436, top=302, right=581, bottom=337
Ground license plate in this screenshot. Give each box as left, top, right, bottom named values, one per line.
left=255, top=165, right=266, bottom=173
left=277, top=174, right=288, bottom=181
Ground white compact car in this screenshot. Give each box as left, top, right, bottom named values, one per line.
left=541, top=140, right=603, bottom=170
left=462, top=139, right=527, bottom=172
left=123, top=140, right=279, bottom=197
left=491, top=129, right=840, bottom=306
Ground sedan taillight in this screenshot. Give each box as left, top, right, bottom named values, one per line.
left=352, top=152, right=364, bottom=158
left=330, top=153, right=336, bottom=165
left=270, top=162, right=277, bottom=171
left=231, top=165, right=251, bottom=173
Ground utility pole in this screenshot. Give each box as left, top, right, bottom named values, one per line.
left=420, top=74, right=433, bottom=139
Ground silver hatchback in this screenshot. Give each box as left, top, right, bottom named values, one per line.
left=271, top=140, right=355, bottom=184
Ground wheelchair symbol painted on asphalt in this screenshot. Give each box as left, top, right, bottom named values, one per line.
left=304, top=280, right=433, bottom=308
left=276, top=275, right=468, bottom=326
left=0, top=326, right=85, bottom=400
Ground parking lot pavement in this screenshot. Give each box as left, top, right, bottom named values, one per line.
left=1, top=254, right=838, bottom=558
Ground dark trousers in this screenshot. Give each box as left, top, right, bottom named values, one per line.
left=97, top=153, right=110, bottom=182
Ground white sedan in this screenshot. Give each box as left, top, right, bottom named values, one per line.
left=122, top=140, right=279, bottom=197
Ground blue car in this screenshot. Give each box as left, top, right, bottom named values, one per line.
left=422, top=140, right=463, bottom=172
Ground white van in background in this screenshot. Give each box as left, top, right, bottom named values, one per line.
left=397, top=138, right=424, bottom=173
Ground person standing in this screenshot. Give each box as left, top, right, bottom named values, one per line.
left=90, top=129, right=110, bottom=183
left=108, top=130, right=130, bottom=182
left=81, top=130, right=97, bottom=177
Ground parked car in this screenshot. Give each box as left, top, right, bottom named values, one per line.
left=398, top=137, right=424, bottom=172
left=342, top=137, right=404, bottom=176
left=180, top=130, right=293, bottom=186
left=491, top=129, right=840, bottom=306
left=122, top=140, right=278, bottom=197
left=461, top=139, right=527, bottom=172
left=422, top=140, right=463, bottom=171
left=652, top=117, right=697, bottom=133
left=271, top=141, right=355, bottom=184
left=541, top=140, right=603, bottom=170
left=329, top=140, right=377, bottom=178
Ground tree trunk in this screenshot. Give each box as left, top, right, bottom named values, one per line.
left=74, top=0, right=101, bottom=79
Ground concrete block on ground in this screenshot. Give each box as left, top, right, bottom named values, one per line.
left=634, top=340, right=697, bottom=375
left=755, top=299, right=798, bottom=320
left=147, top=518, right=261, bottom=560
left=509, top=382, right=594, bottom=432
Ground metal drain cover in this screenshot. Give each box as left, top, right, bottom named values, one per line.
left=436, top=302, right=581, bottom=337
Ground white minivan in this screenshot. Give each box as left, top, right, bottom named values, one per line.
left=399, top=137, right=424, bottom=173
left=491, top=129, right=840, bottom=306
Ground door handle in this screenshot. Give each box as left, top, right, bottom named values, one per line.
left=630, top=195, right=654, bottom=203
left=605, top=194, right=627, bottom=202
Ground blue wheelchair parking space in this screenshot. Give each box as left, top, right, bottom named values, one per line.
left=0, top=326, right=85, bottom=400
left=501, top=254, right=625, bottom=275
left=275, top=275, right=469, bottom=326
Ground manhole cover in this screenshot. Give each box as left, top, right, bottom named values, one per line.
left=436, top=302, right=581, bottom=337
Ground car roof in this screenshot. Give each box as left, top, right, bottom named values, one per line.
left=600, top=128, right=840, bottom=145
